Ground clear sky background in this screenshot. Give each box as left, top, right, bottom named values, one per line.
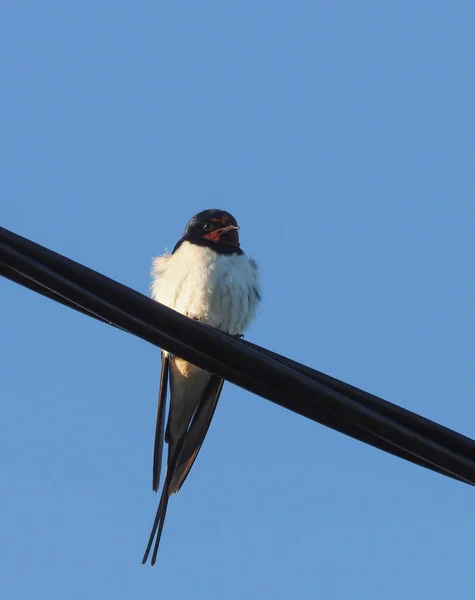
left=1, top=1, right=474, bottom=598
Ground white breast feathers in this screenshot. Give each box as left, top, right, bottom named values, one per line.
left=151, top=241, right=261, bottom=336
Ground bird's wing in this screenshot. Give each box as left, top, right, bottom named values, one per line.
left=152, top=352, right=169, bottom=492
left=168, top=375, right=224, bottom=494
left=143, top=361, right=224, bottom=564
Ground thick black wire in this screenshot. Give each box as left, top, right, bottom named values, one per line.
left=2, top=262, right=471, bottom=485
left=3, top=260, right=466, bottom=485
left=1, top=230, right=474, bottom=482
left=4, top=251, right=474, bottom=464
left=2, top=226, right=475, bottom=486
left=3, top=255, right=474, bottom=469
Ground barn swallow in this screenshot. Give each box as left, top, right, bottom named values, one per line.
left=142, top=209, right=261, bottom=565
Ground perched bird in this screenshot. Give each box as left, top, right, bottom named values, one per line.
left=143, top=209, right=261, bottom=565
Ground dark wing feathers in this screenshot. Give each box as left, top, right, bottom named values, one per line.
left=144, top=361, right=225, bottom=564
left=168, top=375, right=224, bottom=494
left=152, top=353, right=169, bottom=492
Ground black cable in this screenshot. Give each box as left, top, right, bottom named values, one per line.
left=2, top=226, right=475, bottom=486
left=3, top=249, right=474, bottom=468
left=3, top=259, right=467, bottom=484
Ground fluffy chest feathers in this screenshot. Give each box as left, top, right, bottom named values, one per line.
left=151, top=241, right=261, bottom=336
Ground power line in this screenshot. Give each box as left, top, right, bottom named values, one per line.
left=2, top=225, right=475, bottom=486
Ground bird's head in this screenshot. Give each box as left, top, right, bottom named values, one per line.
left=179, top=209, right=241, bottom=252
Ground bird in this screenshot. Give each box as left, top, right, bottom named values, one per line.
left=142, top=208, right=261, bottom=565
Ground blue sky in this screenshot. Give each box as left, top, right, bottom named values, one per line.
left=1, top=1, right=475, bottom=598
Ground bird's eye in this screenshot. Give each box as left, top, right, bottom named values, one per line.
left=202, top=221, right=213, bottom=231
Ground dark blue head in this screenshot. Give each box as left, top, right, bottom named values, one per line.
left=174, top=209, right=243, bottom=254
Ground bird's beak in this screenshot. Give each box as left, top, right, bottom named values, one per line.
left=221, top=225, right=239, bottom=232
